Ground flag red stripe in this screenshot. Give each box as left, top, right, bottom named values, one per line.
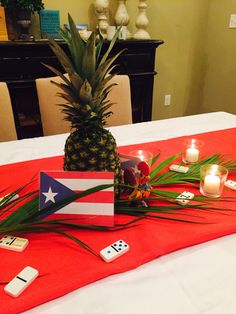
left=44, top=171, right=114, bottom=180
left=73, top=191, right=114, bottom=203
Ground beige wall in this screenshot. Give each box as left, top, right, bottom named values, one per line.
left=148, top=0, right=209, bottom=119
left=201, top=0, right=236, bottom=115
left=42, top=0, right=236, bottom=120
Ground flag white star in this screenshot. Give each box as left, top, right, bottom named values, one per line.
left=42, top=187, right=58, bottom=203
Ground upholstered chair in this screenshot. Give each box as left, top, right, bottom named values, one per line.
left=35, top=75, right=132, bottom=136
left=0, top=82, right=17, bottom=141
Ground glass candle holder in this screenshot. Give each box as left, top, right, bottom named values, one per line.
left=129, top=150, right=153, bottom=166
left=200, top=164, right=228, bottom=198
left=182, top=139, right=203, bottom=164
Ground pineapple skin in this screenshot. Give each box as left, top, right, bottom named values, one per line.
left=64, top=127, right=121, bottom=184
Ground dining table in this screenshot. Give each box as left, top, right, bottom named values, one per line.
left=0, top=111, right=236, bottom=314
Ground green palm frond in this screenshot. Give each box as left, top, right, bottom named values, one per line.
left=1, top=153, right=235, bottom=257
left=151, top=153, right=236, bottom=186
left=150, top=153, right=180, bottom=181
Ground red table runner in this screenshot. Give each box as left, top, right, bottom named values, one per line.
left=0, top=128, right=236, bottom=314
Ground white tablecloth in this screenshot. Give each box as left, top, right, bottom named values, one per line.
left=1, top=111, right=236, bottom=314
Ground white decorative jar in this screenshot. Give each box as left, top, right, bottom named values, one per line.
left=114, top=0, right=131, bottom=39
left=134, top=0, right=151, bottom=39
left=94, top=0, right=110, bottom=38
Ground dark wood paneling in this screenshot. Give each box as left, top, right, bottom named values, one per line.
left=0, top=39, right=163, bottom=139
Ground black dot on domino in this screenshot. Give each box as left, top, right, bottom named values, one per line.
left=107, top=250, right=111, bottom=254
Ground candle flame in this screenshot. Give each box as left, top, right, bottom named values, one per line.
left=210, top=164, right=219, bottom=176
left=190, top=138, right=197, bottom=149
left=129, top=150, right=153, bottom=164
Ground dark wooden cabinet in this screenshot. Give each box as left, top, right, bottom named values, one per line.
left=0, top=39, right=163, bottom=139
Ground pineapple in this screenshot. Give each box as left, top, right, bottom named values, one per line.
left=44, top=14, right=124, bottom=185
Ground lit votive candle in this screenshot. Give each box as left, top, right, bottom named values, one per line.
left=200, top=164, right=228, bottom=198
left=182, top=139, right=202, bottom=164
left=129, top=150, right=153, bottom=165
left=136, top=150, right=146, bottom=161
left=203, top=174, right=221, bottom=194
left=186, top=146, right=199, bottom=163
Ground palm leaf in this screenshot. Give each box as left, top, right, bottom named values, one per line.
left=1, top=153, right=235, bottom=258
left=150, top=152, right=161, bottom=167
left=149, top=153, right=180, bottom=181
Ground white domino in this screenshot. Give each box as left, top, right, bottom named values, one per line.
left=4, top=266, right=39, bottom=297
left=176, top=191, right=194, bottom=205
left=100, top=240, right=129, bottom=263
left=0, top=193, right=19, bottom=204
left=224, top=180, right=236, bottom=191
left=0, top=235, right=29, bottom=252
left=169, top=164, right=189, bottom=173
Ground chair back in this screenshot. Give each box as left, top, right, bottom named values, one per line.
left=0, top=82, right=17, bottom=141
left=35, top=76, right=71, bottom=136
left=36, top=75, right=132, bottom=136
left=106, top=75, right=133, bottom=127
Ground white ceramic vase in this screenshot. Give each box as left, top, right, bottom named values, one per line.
left=133, top=0, right=151, bottom=39
left=94, top=0, right=109, bottom=38
left=114, top=0, right=131, bottom=39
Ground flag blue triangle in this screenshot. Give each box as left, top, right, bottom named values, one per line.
left=39, top=172, right=76, bottom=218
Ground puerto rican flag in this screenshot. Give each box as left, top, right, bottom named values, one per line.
left=39, top=171, right=114, bottom=226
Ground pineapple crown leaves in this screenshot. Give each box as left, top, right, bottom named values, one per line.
left=47, top=13, right=123, bottom=88
left=79, top=80, right=93, bottom=103
left=81, top=32, right=96, bottom=82
left=44, top=13, right=125, bottom=129
left=50, top=80, right=78, bottom=102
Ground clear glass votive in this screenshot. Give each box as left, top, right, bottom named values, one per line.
left=200, top=164, right=228, bottom=198
left=182, top=139, right=203, bottom=164
left=129, top=150, right=153, bottom=166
